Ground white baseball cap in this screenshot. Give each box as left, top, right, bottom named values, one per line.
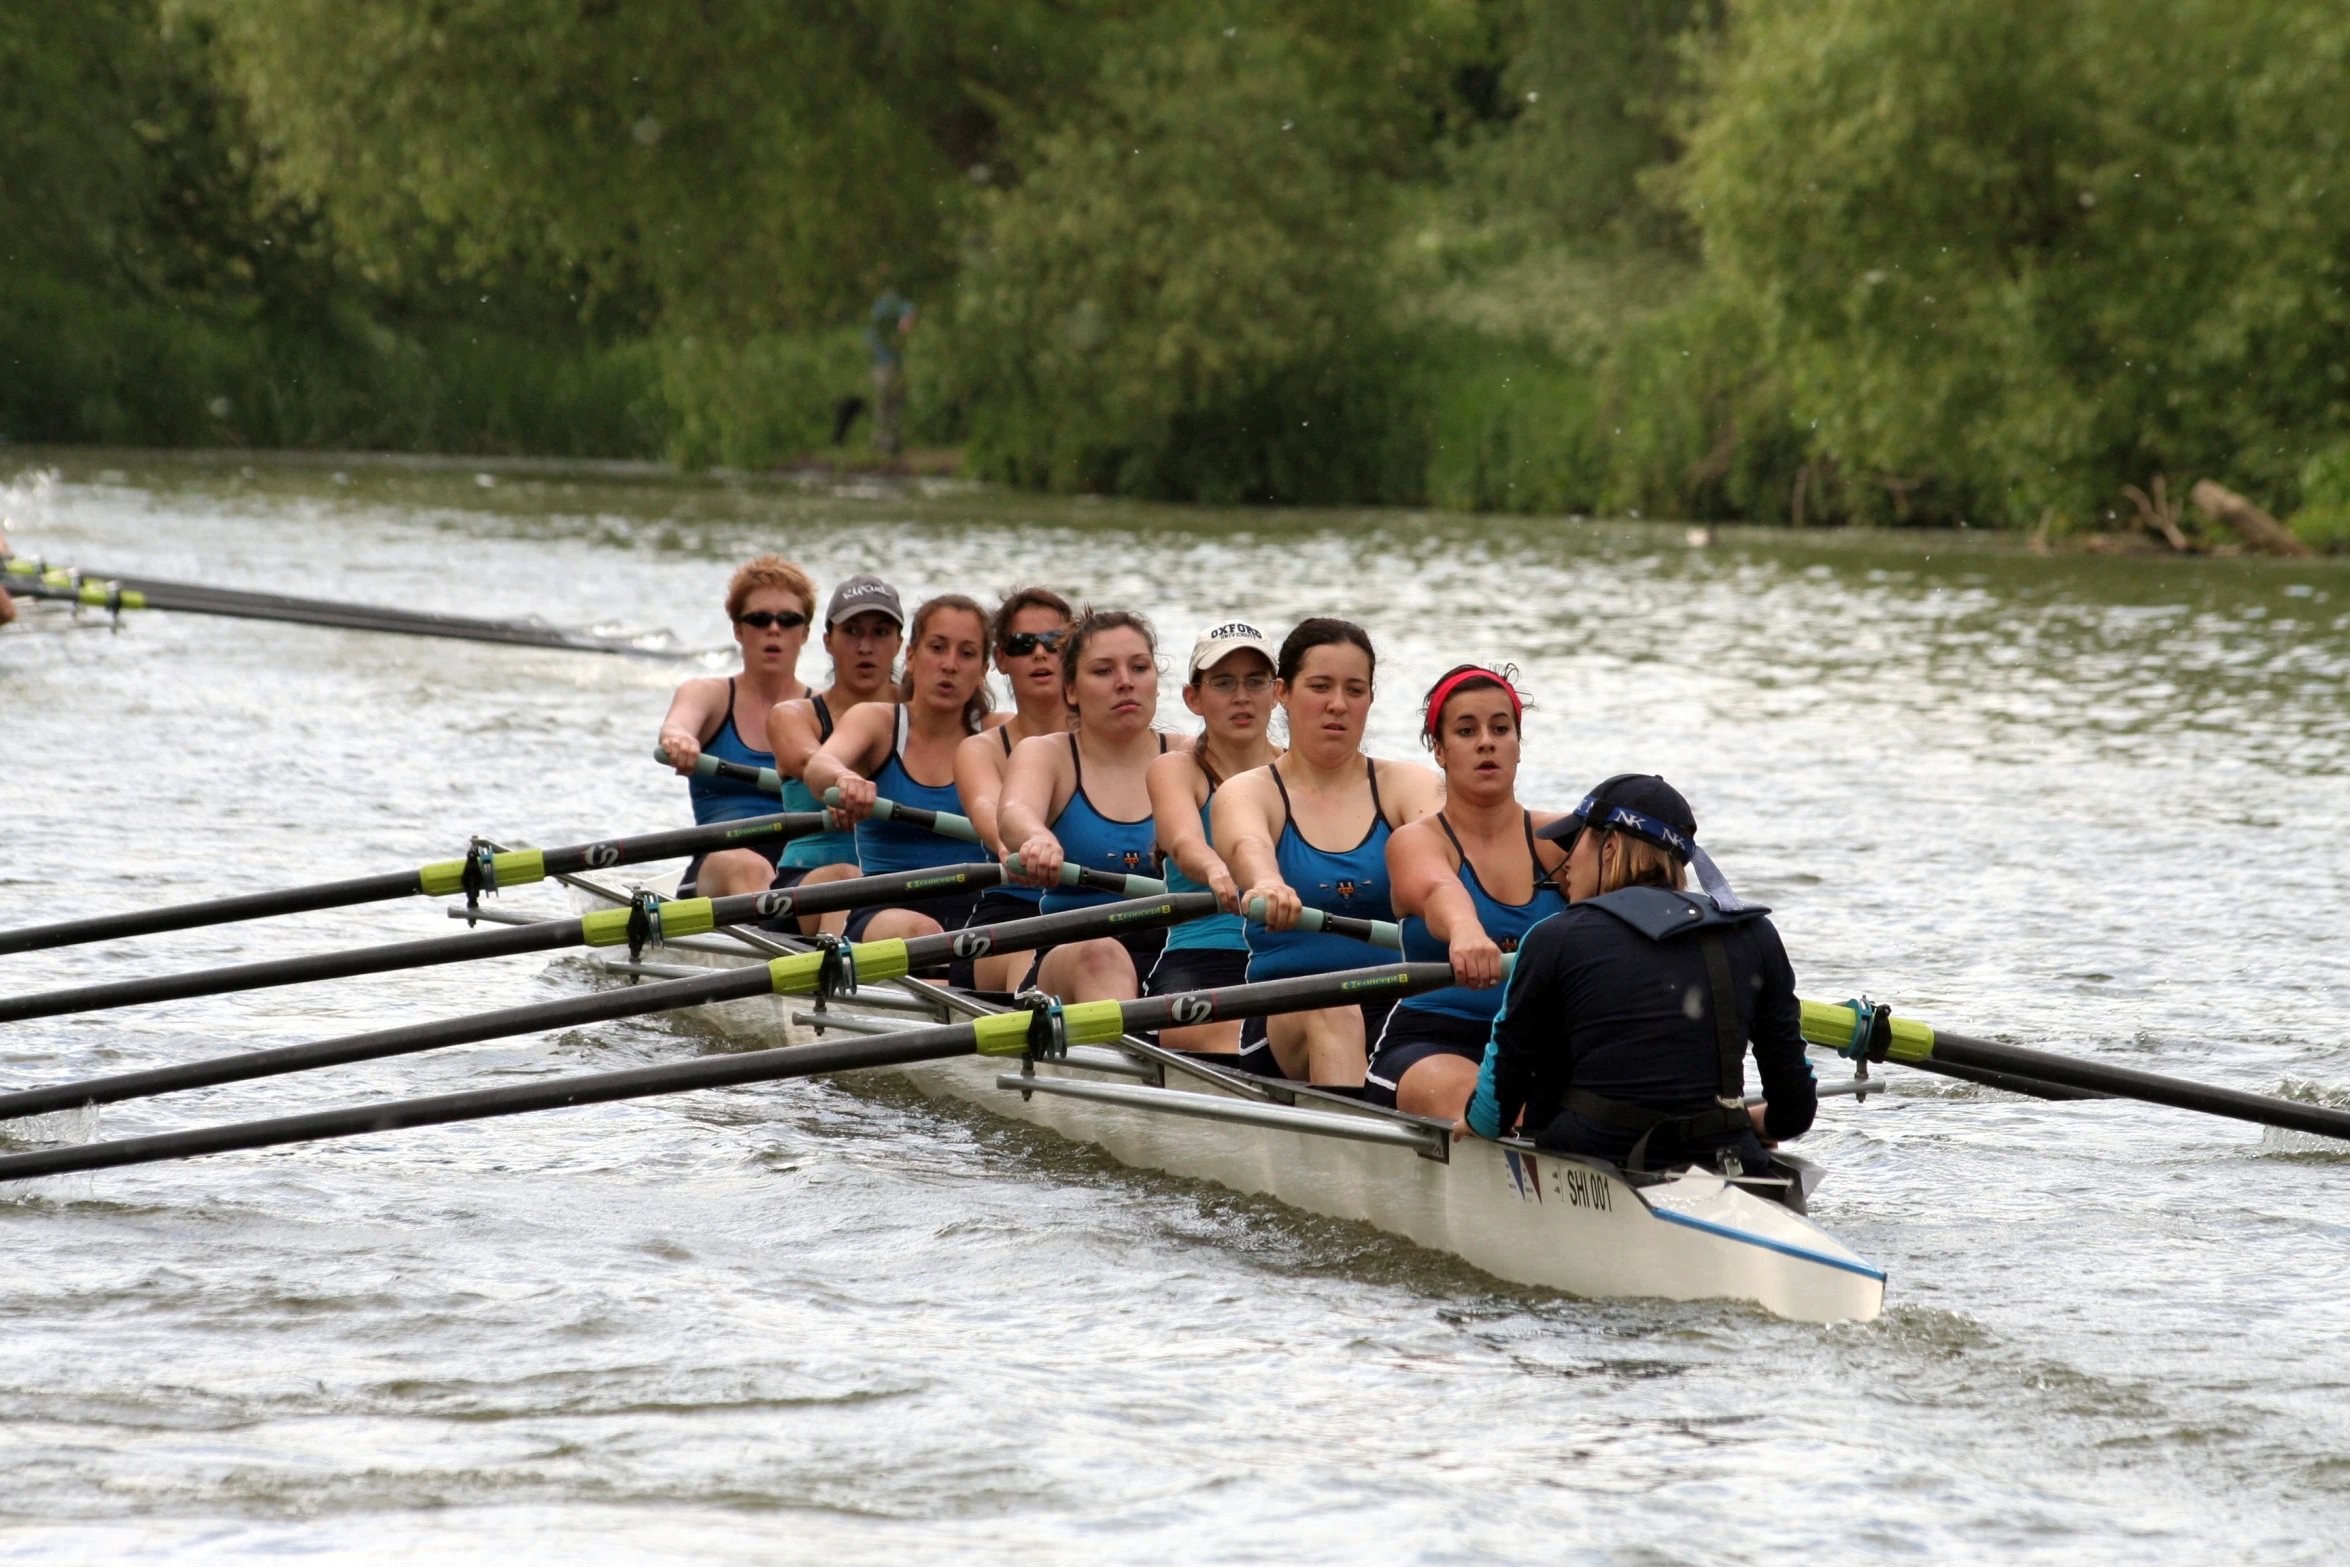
left=1187, top=620, right=1277, bottom=677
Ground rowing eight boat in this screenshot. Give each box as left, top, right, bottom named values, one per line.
left=532, top=872, right=1888, bottom=1324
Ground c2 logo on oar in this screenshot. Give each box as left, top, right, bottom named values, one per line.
left=755, top=890, right=796, bottom=917
left=951, top=931, right=993, bottom=959
left=1169, top=995, right=1214, bottom=1025
left=583, top=843, right=621, bottom=868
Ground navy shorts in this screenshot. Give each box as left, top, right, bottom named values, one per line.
left=844, top=887, right=986, bottom=949
left=677, top=842, right=783, bottom=897
left=964, top=886, right=1045, bottom=933
left=1231, top=993, right=1400, bottom=1081
left=1363, top=1006, right=1491, bottom=1110
left=1145, top=946, right=1249, bottom=997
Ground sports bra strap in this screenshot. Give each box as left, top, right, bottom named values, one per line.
left=1524, top=811, right=1560, bottom=890
left=1269, top=759, right=1295, bottom=821
left=892, top=703, right=909, bottom=760
left=1000, top=725, right=1014, bottom=757
left=1365, top=755, right=1385, bottom=820
left=814, top=692, right=834, bottom=744
left=1434, top=811, right=1470, bottom=862
left=1067, top=730, right=1083, bottom=788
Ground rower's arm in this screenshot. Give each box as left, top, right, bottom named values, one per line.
left=954, top=731, right=1013, bottom=857
left=656, top=677, right=729, bottom=774
left=996, top=735, right=1073, bottom=885
left=1747, top=921, right=1818, bottom=1143
left=1386, top=822, right=1502, bottom=989
left=1213, top=769, right=1300, bottom=929
left=1467, top=922, right=1566, bottom=1139
left=766, top=699, right=824, bottom=782
left=803, top=705, right=894, bottom=822
left=1149, top=751, right=1237, bottom=912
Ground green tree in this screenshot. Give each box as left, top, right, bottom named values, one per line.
left=1681, top=0, right=2350, bottom=526
left=948, top=5, right=1469, bottom=501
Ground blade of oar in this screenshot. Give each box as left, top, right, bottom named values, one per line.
left=1797, top=999, right=2350, bottom=1141
left=0, top=811, right=825, bottom=957
left=0, top=961, right=1450, bottom=1184
left=1244, top=896, right=1401, bottom=951
left=0, top=859, right=1128, bottom=1022
left=0, top=893, right=1217, bottom=1122
left=1, top=553, right=680, bottom=657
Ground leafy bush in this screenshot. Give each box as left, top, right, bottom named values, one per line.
left=2294, top=444, right=2350, bottom=552
left=1681, top=0, right=2350, bottom=527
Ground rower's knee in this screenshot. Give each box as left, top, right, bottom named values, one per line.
left=1397, top=1055, right=1481, bottom=1121
left=698, top=850, right=774, bottom=899
left=860, top=910, right=943, bottom=943
left=1041, top=937, right=1137, bottom=1003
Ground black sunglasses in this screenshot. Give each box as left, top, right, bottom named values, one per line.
left=736, top=610, right=810, bottom=630
left=1002, top=629, right=1069, bottom=656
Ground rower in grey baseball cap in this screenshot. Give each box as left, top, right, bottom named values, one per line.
left=824, top=573, right=904, bottom=628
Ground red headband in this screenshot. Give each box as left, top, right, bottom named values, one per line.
left=1423, top=668, right=1521, bottom=739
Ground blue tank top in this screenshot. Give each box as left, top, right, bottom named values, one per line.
left=1164, top=779, right=1245, bottom=952
left=1040, top=732, right=1167, bottom=915
left=855, top=706, right=973, bottom=877
left=986, top=726, right=1042, bottom=905
left=1399, top=812, right=1567, bottom=1021
left=777, top=694, right=859, bottom=869
left=687, top=678, right=788, bottom=826
left=1245, top=758, right=1398, bottom=982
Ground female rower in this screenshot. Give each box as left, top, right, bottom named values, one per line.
left=1215, top=618, right=1443, bottom=1086
left=998, top=609, right=1173, bottom=1003
left=805, top=593, right=997, bottom=943
left=1366, top=666, right=1567, bottom=1116
left=1458, top=774, right=1817, bottom=1174
left=1143, top=621, right=1283, bottom=1052
left=658, top=555, right=818, bottom=898
left=760, top=575, right=906, bottom=928
left=953, top=586, right=1074, bottom=991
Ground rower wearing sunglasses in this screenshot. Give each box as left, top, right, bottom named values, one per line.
left=953, top=585, right=1075, bottom=991
left=657, top=555, right=823, bottom=898
left=1456, top=774, right=1818, bottom=1178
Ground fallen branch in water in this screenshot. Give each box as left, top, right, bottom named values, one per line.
left=2190, top=480, right=2314, bottom=557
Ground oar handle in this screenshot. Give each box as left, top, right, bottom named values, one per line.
left=1243, top=897, right=1402, bottom=951
left=821, top=786, right=981, bottom=845
left=1001, top=853, right=1169, bottom=897
left=654, top=744, right=782, bottom=795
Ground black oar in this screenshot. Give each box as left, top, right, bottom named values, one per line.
left=0, top=859, right=1171, bottom=1023
left=1, top=553, right=681, bottom=657
left=1799, top=999, right=2350, bottom=1141
left=0, top=812, right=825, bottom=958
left=1244, top=896, right=1400, bottom=951
left=0, top=928, right=1410, bottom=1184
left=0, top=893, right=1216, bottom=1122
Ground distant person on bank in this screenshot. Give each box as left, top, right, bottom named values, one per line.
left=866, top=279, right=917, bottom=457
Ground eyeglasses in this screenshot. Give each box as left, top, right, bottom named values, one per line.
left=736, top=610, right=809, bottom=630
left=1002, top=630, right=1069, bottom=656
left=1203, top=673, right=1273, bottom=695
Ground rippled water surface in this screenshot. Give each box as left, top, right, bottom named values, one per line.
left=3, top=451, right=2347, bottom=1562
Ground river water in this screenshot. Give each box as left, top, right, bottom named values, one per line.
left=2, top=450, right=2346, bottom=1562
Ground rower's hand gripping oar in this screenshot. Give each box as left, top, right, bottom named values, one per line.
left=815, top=784, right=1169, bottom=898
left=0, top=893, right=1221, bottom=1125
left=0, top=960, right=1455, bottom=1184
left=0, top=810, right=828, bottom=958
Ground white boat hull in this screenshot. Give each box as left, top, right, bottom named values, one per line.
left=568, top=885, right=1885, bottom=1324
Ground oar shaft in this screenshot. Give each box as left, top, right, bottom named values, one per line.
left=0, top=862, right=1009, bottom=1023
left=2, top=557, right=665, bottom=656
left=0, top=918, right=579, bottom=1023
left=0, top=810, right=824, bottom=956
left=0, top=869, right=428, bottom=958
left=0, top=960, right=1452, bottom=1183
left=1800, top=999, right=2349, bottom=1140
left=0, top=893, right=1216, bottom=1120
left=1928, top=1028, right=2350, bottom=1139
left=1244, top=898, right=1401, bottom=950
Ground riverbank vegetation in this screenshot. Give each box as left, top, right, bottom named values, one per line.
left=6, top=0, right=2347, bottom=543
